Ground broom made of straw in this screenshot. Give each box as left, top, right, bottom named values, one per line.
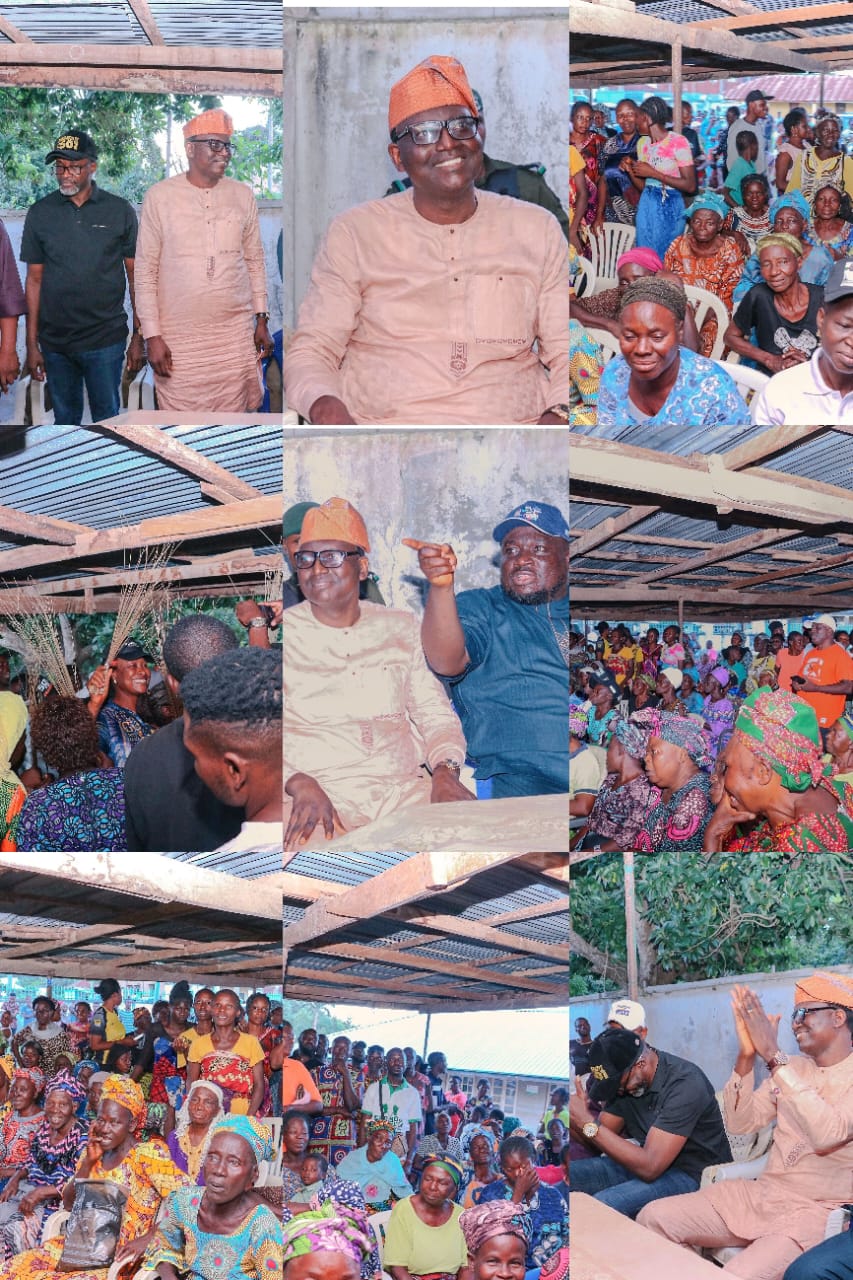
left=106, top=544, right=177, bottom=665
left=1, top=589, right=77, bottom=700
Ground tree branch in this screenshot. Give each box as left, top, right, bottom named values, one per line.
left=569, top=927, right=628, bottom=988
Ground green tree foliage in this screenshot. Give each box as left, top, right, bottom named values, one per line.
left=278, top=999, right=354, bottom=1038
left=0, top=89, right=281, bottom=208
left=571, top=852, right=853, bottom=995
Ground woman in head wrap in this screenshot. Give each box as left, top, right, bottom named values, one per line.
left=825, top=712, right=853, bottom=788
left=596, top=277, right=748, bottom=429
left=627, top=673, right=658, bottom=714
left=703, top=688, right=853, bottom=853
left=733, top=189, right=834, bottom=306
left=283, top=1202, right=375, bottom=1280
left=577, top=714, right=660, bottom=852
left=0, top=1074, right=87, bottom=1262
left=0, top=691, right=28, bottom=850
left=662, top=190, right=746, bottom=357
left=634, top=711, right=714, bottom=851
left=0, top=1075, right=190, bottom=1280
left=335, top=1116, right=413, bottom=1214
left=725, top=232, right=822, bottom=374
left=0, top=1069, right=43, bottom=1195
left=458, top=1200, right=531, bottom=1279
left=143, top=1115, right=282, bottom=1280
left=165, top=1080, right=224, bottom=1184
left=701, top=666, right=737, bottom=763
left=571, top=247, right=701, bottom=351
left=808, top=180, right=853, bottom=260
left=655, top=667, right=687, bottom=716
left=383, top=1153, right=468, bottom=1280
left=628, top=96, right=696, bottom=261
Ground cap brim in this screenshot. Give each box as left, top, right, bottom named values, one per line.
left=586, top=1075, right=621, bottom=1107
left=492, top=517, right=535, bottom=543
left=45, top=150, right=94, bottom=163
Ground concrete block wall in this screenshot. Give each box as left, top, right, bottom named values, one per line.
left=284, top=426, right=569, bottom=613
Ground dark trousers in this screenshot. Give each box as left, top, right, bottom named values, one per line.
left=784, top=1232, right=853, bottom=1280
left=43, top=339, right=125, bottom=423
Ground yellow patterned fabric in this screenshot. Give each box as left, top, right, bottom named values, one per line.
left=0, top=1141, right=191, bottom=1280
left=141, top=1186, right=282, bottom=1279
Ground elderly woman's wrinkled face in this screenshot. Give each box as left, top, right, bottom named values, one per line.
left=474, top=1233, right=528, bottom=1280
left=620, top=301, right=682, bottom=382
left=188, top=1086, right=220, bottom=1127
left=286, top=1254, right=361, bottom=1280
left=816, top=116, right=841, bottom=151
left=366, top=1128, right=392, bottom=1161
left=645, top=735, right=691, bottom=788
left=826, top=721, right=853, bottom=760
left=773, top=206, right=805, bottom=239
left=617, top=261, right=653, bottom=293
left=9, top=1076, right=37, bottom=1111
left=420, top=1164, right=457, bottom=1205
left=689, top=208, right=722, bottom=244
left=681, top=673, right=695, bottom=697
left=720, top=733, right=771, bottom=814
left=759, top=244, right=800, bottom=294
left=655, top=673, right=676, bottom=700
left=814, top=185, right=842, bottom=220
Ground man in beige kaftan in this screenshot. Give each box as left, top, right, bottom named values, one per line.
left=283, top=497, right=471, bottom=851
left=638, top=973, right=853, bottom=1280
left=134, top=109, right=272, bottom=413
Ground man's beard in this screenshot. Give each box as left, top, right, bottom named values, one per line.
left=503, top=582, right=566, bottom=606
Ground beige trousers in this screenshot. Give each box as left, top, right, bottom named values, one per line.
left=638, top=1191, right=804, bottom=1280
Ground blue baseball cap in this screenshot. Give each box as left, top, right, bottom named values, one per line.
left=492, top=501, right=569, bottom=544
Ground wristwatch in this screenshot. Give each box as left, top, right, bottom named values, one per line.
left=255, top=311, right=270, bottom=321
left=582, top=1121, right=600, bottom=1140
left=248, top=617, right=269, bottom=630
left=435, top=759, right=462, bottom=775
left=765, top=1050, right=789, bottom=1073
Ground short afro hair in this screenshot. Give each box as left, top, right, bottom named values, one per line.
left=500, top=1135, right=536, bottom=1163
left=162, top=614, right=239, bottom=682
left=181, top=648, right=281, bottom=754
left=619, top=276, right=687, bottom=323
left=31, top=696, right=101, bottom=774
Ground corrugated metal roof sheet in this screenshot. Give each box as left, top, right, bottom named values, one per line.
left=0, top=1, right=282, bottom=47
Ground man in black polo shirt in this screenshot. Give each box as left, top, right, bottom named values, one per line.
left=21, top=129, right=144, bottom=424
left=569, top=1026, right=731, bottom=1219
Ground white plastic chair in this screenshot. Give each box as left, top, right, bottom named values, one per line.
left=589, top=222, right=636, bottom=286
left=573, top=256, right=597, bottom=300
left=713, top=358, right=768, bottom=408
left=684, top=284, right=730, bottom=361
left=368, top=1209, right=393, bottom=1280
left=126, top=365, right=157, bottom=411
left=586, top=327, right=622, bottom=365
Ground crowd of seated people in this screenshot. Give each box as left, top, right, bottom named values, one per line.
left=569, top=93, right=853, bottom=427
left=569, top=973, right=853, bottom=1280
left=0, top=978, right=283, bottom=1280
left=279, top=1034, right=569, bottom=1279
left=0, top=610, right=281, bottom=855
left=569, top=614, right=853, bottom=852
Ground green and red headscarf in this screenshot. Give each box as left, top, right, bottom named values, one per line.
left=735, top=688, right=825, bottom=791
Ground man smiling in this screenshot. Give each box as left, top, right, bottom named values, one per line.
left=408, top=501, right=569, bottom=797
left=286, top=55, right=569, bottom=424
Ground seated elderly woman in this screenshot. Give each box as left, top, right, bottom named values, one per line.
left=283, top=1202, right=375, bottom=1280
left=0, top=1068, right=44, bottom=1195
left=809, top=180, right=853, bottom=261
left=15, top=696, right=125, bottom=852
left=655, top=667, right=687, bottom=715
left=335, top=1118, right=413, bottom=1214
left=383, top=1155, right=467, bottom=1280
left=595, top=278, right=748, bottom=429
left=733, top=190, right=834, bottom=307
left=633, top=711, right=714, bottom=851
left=703, top=689, right=853, bottom=853
left=826, top=712, right=853, bottom=789
left=0, top=1076, right=190, bottom=1280
left=724, top=233, right=823, bottom=374
left=577, top=715, right=659, bottom=852
left=0, top=1074, right=87, bottom=1262
left=571, top=247, right=700, bottom=350
left=143, top=1116, right=282, bottom=1280
left=165, top=1080, right=225, bottom=1185
left=459, top=1200, right=532, bottom=1280
left=662, top=191, right=746, bottom=357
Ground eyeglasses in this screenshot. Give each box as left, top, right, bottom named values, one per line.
left=55, top=161, right=90, bottom=174
left=791, top=1004, right=839, bottom=1025
left=191, top=138, right=233, bottom=154
left=293, top=549, right=362, bottom=569
left=392, top=115, right=480, bottom=146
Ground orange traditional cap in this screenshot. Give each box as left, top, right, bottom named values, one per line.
left=389, top=55, right=477, bottom=135
left=794, top=971, right=853, bottom=1011
left=299, top=497, right=370, bottom=553
left=183, top=109, right=234, bottom=140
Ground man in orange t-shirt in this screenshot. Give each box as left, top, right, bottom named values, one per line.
left=792, top=615, right=853, bottom=734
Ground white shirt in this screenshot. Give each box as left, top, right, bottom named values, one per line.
left=215, top=820, right=282, bottom=853
left=362, top=1077, right=423, bottom=1150
left=751, top=348, right=853, bottom=425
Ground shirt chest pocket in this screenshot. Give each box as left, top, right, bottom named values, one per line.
left=470, top=273, right=535, bottom=345
left=215, top=214, right=244, bottom=253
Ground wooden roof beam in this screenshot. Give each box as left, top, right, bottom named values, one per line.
left=0, top=15, right=31, bottom=42
left=0, top=504, right=92, bottom=545
left=0, top=46, right=282, bottom=96
left=571, top=505, right=659, bottom=557
left=720, top=424, right=830, bottom=470
left=730, top=548, right=853, bottom=590
left=397, top=909, right=569, bottom=962
left=0, top=955, right=281, bottom=984
left=693, top=3, right=853, bottom=29
left=309, top=942, right=563, bottom=995
left=93, top=426, right=263, bottom=502
left=125, top=0, right=166, bottom=45
left=627, top=527, right=803, bottom=587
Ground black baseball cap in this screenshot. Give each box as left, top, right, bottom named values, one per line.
left=745, top=90, right=768, bottom=104
left=588, top=672, right=620, bottom=699
left=45, top=130, right=98, bottom=163
left=823, top=257, right=853, bottom=305
left=112, top=641, right=153, bottom=663
left=587, top=1027, right=645, bottom=1106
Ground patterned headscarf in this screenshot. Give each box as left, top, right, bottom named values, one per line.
left=756, top=231, right=804, bottom=259
left=100, top=1075, right=146, bottom=1134
left=770, top=188, right=810, bottom=227
left=213, top=1114, right=273, bottom=1165
left=12, top=1066, right=45, bottom=1097
left=616, top=247, right=663, bottom=274
left=366, top=1116, right=401, bottom=1138
left=686, top=190, right=728, bottom=221
left=642, top=709, right=712, bottom=769
left=421, top=1153, right=464, bottom=1189
left=735, top=688, right=824, bottom=791
left=45, top=1071, right=87, bottom=1107
left=710, top=666, right=731, bottom=689
left=612, top=714, right=652, bottom=761
left=459, top=1200, right=532, bottom=1253
left=73, top=1059, right=98, bottom=1079
left=569, top=708, right=589, bottom=739
left=283, top=1202, right=374, bottom=1263
left=835, top=712, right=853, bottom=744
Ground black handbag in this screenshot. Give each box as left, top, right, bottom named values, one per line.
left=57, top=1180, right=128, bottom=1272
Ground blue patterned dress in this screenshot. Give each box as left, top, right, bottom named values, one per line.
left=475, top=1179, right=569, bottom=1269
left=15, top=770, right=126, bottom=851
left=596, top=347, right=749, bottom=428
left=143, top=1185, right=282, bottom=1279
left=96, top=701, right=156, bottom=769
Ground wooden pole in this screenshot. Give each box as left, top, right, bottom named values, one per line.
left=672, top=39, right=683, bottom=130
left=678, top=597, right=684, bottom=633
left=624, top=853, right=640, bottom=1000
